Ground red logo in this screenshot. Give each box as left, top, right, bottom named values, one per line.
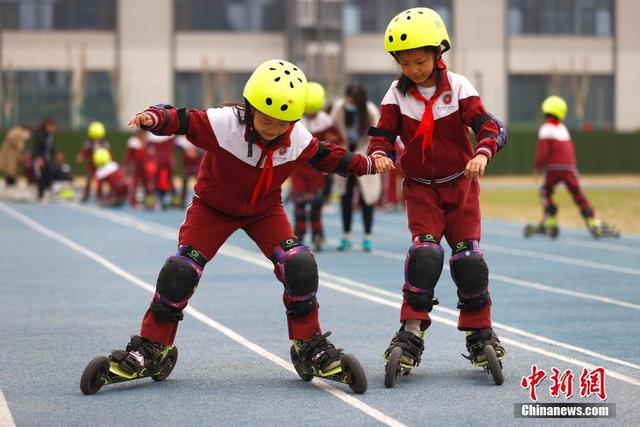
left=521, top=365, right=608, bottom=401
left=443, top=94, right=452, bottom=104
left=278, top=147, right=287, bottom=155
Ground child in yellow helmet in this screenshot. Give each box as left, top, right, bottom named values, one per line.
left=290, top=82, right=343, bottom=251
left=81, top=59, right=395, bottom=395
left=76, top=121, right=111, bottom=203
left=367, top=7, right=508, bottom=386
left=524, top=95, right=619, bottom=239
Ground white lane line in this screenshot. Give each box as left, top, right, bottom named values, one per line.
left=366, top=246, right=640, bottom=311
left=61, top=204, right=640, bottom=384
left=0, top=390, right=16, bottom=427
left=0, top=203, right=404, bottom=427
left=328, top=219, right=640, bottom=277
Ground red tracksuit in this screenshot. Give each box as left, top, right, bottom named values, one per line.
left=368, top=63, right=503, bottom=330
left=123, top=135, right=150, bottom=205
left=78, top=139, right=110, bottom=202
left=535, top=117, right=594, bottom=217
left=139, top=105, right=378, bottom=345
left=95, top=161, right=129, bottom=206
left=291, top=111, right=342, bottom=240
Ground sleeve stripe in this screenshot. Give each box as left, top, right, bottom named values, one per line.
left=335, top=151, right=354, bottom=175
left=476, top=147, right=492, bottom=159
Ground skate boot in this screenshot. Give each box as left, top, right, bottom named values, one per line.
left=462, top=328, right=506, bottom=385
left=586, top=217, right=620, bottom=239
left=80, top=335, right=178, bottom=395
left=290, top=331, right=367, bottom=394
left=524, top=216, right=559, bottom=238
left=383, top=328, right=425, bottom=388
left=312, top=232, right=324, bottom=252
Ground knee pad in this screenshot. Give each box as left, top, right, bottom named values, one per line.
left=273, top=238, right=318, bottom=317
left=402, top=234, right=444, bottom=312
left=450, top=240, right=490, bottom=312
left=150, top=245, right=206, bottom=322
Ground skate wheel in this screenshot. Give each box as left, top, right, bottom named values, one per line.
left=341, top=353, right=367, bottom=394
left=152, top=347, right=178, bottom=382
left=550, top=227, right=559, bottom=239
left=483, top=345, right=504, bottom=385
left=80, top=356, right=110, bottom=395
left=384, top=347, right=402, bottom=388
left=290, top=346, right=313, bottom=382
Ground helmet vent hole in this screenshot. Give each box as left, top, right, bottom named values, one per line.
left=280, top=105, right=288, bottom=112
left=266, top=97, right=273, bottom=106
left=269, top=67, right=276, bottom=71
left=274, top=77, right=281, bottom=82
left=289, top=81, right=294, bottom=88
left=279, top=61, right=284, bottom=65
left=400, top=33, right=407, bottom=41
left=293, top=67, right=298, bottom=71
left=418, top=11, right=423, bottom=14
left=406, top=16, right=411, bottom=20
left=284, top=70, right=291, bottom=75
left=297, top=77, right=303, bottom=83
left=388, top=35, right=393, bottom=42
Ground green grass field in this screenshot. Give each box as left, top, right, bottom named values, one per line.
left=480, top=175, right=640, bottom=233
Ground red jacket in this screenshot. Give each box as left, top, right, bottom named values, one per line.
left=95, top=161, right=129, bottom=201
left=143, top=106, right=377, bottom=217
left=291, top=111, right=342, bottom=193
left=534, top=117, right=577, bottom=172
left=368, top=66, right=502, bottom=182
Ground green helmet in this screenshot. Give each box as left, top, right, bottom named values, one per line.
left=87, top=121, right=106, bottom=140
left=243, top=59, right=308, bottom=122
left=304, top=82, right=326, bottom=114
left=541, top=96, right=568, bottom=121
left=384, top=7, right=450, bottom=54
left=92, top=148, right=111, bottom=168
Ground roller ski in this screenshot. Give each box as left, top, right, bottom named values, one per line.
left=290, top=331, right=367, bottom=394
left=80, top=335, right=178, bottom=395
left=383, top=328, right=424, bottom=388
left=462, top=328, right=506, bottom=385
left=586, top=217, right=620, bottom=239
left=524, top=216, right=559, bottom=239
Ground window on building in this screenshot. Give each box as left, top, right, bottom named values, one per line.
left=174, top=0, right=287, bottom=32
left=344, top=0, right=452, bottom=35
left=508, top=0, right=613, bottom=36
left=174, top=71, right=252, bottom=109
left=1, top=70, right=71, bottom=128
left=0, top=0, right=116, bottom=30
left=508, top=74, right=613, bottom=129
left=84, top=72, right=117, bottom=129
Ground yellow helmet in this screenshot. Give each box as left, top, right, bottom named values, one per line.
left=541, top=95, right=568, bottom=121
left=304, top=82, right=326, bottom=114
left=243, top=59, right=308, bottom=122
left=92, top=148, right=112, bottom=168
left=384, top=7, right=450, bottom=54
left=87, top=121, right=106, bottom=140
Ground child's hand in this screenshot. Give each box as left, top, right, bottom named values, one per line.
left=373, top=154, right=395, bottom=173
left=127, top=113, right=153, bottom=128
left=464, top=154, right=488, bottom=180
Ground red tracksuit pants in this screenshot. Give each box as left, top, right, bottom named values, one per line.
left=541, top=170, right=593, bottom=216
left=401, top=177, right=491, bottom=331
left=140, top=196, right=321, bottom=345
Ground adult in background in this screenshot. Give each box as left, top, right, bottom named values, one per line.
left=330, top=84, right=381, bottom=252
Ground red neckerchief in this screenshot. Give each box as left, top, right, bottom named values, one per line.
left=249, top=125, right=294, bottom=206
left=409, top=59, right=448, bottom=163
left=546, top=116, right=561, bottom=125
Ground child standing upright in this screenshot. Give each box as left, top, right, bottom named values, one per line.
left=81, top=59, right=394, bottom=396
left=291, top=82, right=343, bottom=251
left=366, top=7, right=508, bottom=386
left=77, top=121, right=110, bottom=203
left=525, top=95, right=619, bottom=239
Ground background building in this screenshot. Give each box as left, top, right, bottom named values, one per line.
left=1, top=0, right=638, bottom=132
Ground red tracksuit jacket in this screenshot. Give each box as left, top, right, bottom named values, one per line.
left=142, top=105, right=376, bottom=217
left=367, top=65, right=501, bottom=181
left=534, top=117, right=577, bottom=172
